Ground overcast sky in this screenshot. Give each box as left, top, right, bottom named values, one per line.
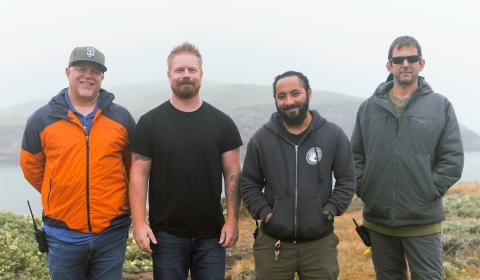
left=1, top=0, right=479, bottom=133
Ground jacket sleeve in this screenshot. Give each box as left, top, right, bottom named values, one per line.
left=351, top=105, right=366, bottom=198
left=20, top=115, right=45, bottom=192
left=432, top=100, right=464, bottom=196
left=325, top=128, right=356, bottom=216
left=240, top=137, right=272, bottom=220
left=123, top=111, right=136, bottom=179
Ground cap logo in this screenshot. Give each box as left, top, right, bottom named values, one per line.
left=86, top=47, right=96, bottom=58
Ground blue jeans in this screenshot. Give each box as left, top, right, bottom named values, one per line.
left=46, top=225, right=129, bottom=280
left=152, top=230, right=226, bottom=280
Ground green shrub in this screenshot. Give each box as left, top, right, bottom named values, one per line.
left=444, top=195, right=480, bottom=218
left=0, top=211, right=155, bottom=279
left=123, top=231, right=152, bottom=273
left=0, top=212, right=50, bottom=279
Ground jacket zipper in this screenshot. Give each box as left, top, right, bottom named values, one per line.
left=47, top=178, right=52, bottom=211
left=391, top=103, right=406, bottom=225
left=276, top=130, right=309, bottom=243
left=86, top=134, right=92, bottom=232
left=294, top=145, right=298, bottom=242
left=374, top=91, right=422, bottom=226
left=376, top=96, right=401, bottom=225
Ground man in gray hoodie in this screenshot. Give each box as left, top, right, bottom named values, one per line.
left=240, top=71, right=355, bottom=279
left=351, top=36, right=464, bottom=279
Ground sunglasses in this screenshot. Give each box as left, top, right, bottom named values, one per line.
left=390, top=55, right=421, bottom=64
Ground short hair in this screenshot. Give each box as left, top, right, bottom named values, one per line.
left=388, top=35, right=422, bottom=60
left=167, top=42, right=203, bottom=70
left=273, top=71, right=311, bottom=97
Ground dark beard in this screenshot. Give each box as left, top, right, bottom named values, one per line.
left=276, top=97, right=310, bottom=126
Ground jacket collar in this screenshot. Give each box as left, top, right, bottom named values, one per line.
left=48, top=88, right=115, bottom=118
left=373, top=76, right=433, bottom=99
left=371, top=76, right=433, bottom=115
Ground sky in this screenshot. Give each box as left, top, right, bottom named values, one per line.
left=1, top=0, right=479, bottom=133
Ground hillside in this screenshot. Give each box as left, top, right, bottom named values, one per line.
left=1, top=83, right=480, bottom=165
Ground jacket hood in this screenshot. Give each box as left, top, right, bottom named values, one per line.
left=373, top=76, right=434, bottom=98
left=263, top=110, right=327, bottom=139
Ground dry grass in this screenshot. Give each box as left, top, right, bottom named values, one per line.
left=228, top=183, right=480, bottom=280
left=226, top=218, right=256, bottom=279
left=124, top=183, right=480, bottom=279
left=226, top=211, right=377, bottom=280
left=335, top=211, right=376, bottom=280
left=448, top=182, right=480, bottom=196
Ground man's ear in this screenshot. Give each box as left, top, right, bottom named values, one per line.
left=418, top=58, right=425, bottom=72
left=386, top=61, right=393, bottom=73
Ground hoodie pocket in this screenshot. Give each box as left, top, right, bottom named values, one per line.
left=296, top=195, right=331, bottom=239
left=263, top=197, right=294, bottom=239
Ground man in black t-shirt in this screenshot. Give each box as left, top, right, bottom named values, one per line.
left=129, top=42, right=242, bottom=280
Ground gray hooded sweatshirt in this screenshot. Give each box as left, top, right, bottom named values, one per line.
left=240, top=110, right=355, bottom=241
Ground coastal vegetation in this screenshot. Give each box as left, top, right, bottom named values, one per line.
left=1, top=183, right=478, bottom=279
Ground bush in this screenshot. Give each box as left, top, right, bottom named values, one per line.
left=444, top=195, right=480, bottom=218
left=0, top=212, right=50, bottom=279
left=123, top=231, right=152, bottom=273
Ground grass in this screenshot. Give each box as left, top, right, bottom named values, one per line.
left=227, top=183, right=480, bottom=280
left=1, top=183, right=479, bottom=279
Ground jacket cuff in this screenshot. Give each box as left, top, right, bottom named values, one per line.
left=323, top=203, right=338, bottom=217
left=258, top=206, right=273, bottom=221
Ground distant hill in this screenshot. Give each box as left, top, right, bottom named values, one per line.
left=1, top=83, right=479, bottom=165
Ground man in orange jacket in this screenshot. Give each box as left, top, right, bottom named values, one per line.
left=20, top=46, right=135, bottom=280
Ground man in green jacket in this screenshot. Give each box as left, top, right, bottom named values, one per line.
left=351, top=35, right=464, bottom=280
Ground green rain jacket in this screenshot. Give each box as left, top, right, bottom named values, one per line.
left=351, top=77, right=464, bottom=226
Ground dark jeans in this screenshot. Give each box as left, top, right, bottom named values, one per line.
left=46, top=224, right=129, bottom=280
left=370, top=230, right=443, bottom=280
left=151, top=230, right=226, bottom=280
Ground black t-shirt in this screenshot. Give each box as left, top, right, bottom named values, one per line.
left=131, top=101, right=242, bottom=238
left=278, top=118, right=310, bottom=145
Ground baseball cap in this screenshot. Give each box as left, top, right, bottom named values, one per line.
left=68, top=46, right=107, bottom=72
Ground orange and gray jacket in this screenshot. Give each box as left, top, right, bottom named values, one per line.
left=20, top=88, right=135, bottom=234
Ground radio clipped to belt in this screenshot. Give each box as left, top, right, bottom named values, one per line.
left=27, top=200, right=48, bottom=253
left=353, top=218, right=371, bottom=247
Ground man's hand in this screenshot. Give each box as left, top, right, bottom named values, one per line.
left=220, top=148, right=241, bottom=248
left=219, top=220, right=239, bottom=248
left=133, top=222, right=157, bottom=253
left=129, top=153, right=154, bottom=253
left=264, top=212, right=273, bottom=224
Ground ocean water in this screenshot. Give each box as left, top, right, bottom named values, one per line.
left=2, top=151, right=479, bottom=214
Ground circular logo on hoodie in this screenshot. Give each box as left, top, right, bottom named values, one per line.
left=306, top=147, right=322, bottom=165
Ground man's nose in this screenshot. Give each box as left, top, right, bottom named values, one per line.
left=401, top=58, right=411, bottom=67
left=181, top=69, right=192, bottom=78
left=285, top=95, right=295, bottom=105
left=83, top=70, right=95, bottom=78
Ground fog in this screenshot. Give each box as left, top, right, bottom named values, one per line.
left=1, top=0, right=478, bottom=132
